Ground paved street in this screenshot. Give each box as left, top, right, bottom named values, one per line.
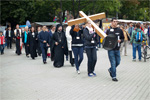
left=0, top=43, right=150, bottom=100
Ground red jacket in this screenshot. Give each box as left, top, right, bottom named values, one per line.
left=0, top=35, right=5, bottom=45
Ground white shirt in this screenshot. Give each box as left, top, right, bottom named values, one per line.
left=3, top=30, right=6, bottom=37
left=66, top=26, right=72, bottom=51
left=144, top=29, right=148, bottom=35
left=9, top=30, right=11, bottom=37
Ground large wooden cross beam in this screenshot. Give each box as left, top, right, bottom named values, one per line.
left=68, top=11, right=107, bottom=39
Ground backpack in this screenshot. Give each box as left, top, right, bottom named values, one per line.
left=135, top=29, right=143, bottom=42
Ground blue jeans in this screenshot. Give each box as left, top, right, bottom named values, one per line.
left=72, top=47, right=84, bottom=71
left=108, top=50, right=121, bottom=78
left=85, top=47, right=97, bottom=74
left=5, top=38, right=7, bottom=47
left=132, top=43, right=141, bottom=60
left=0, top=44, right=5, bottom=54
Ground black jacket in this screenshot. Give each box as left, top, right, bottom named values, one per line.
left=106, top=27, right=124, bottom=50
left=5, top=30, right=14, bottom=38
left=70, top=25, right=84, bottom=46
left=83, top=28, right=98, bottom=47
left=38, top=31, right=51, bottom=47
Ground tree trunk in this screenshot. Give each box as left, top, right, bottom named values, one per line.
left=72, top=0, right=75, bottom=18
left=75, top=0, right=80, bottom=18
left=60, top=0, right=62, bottom=24
left=92, top=0, right=95, bottom=15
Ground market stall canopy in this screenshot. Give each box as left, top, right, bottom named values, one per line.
left=117, top=19, right=150, bottom=24
left=19, top=25, right=26, bottom=28
left=34, top=22, right=67, bottom=26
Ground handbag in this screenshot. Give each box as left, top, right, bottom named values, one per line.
left=126, top=32, right=131, bottom=41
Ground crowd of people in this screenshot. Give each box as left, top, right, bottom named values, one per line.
left=0, top=18, right=150, bottom=82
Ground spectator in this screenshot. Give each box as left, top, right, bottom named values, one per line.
left=5, top=26, right=14, bottom=49
left=0, top=31, right=5, bottom=55
left=128, top=23, right=134, bottom=36
left=130, top=23, right=146, bottom=61
left=120, top=26, right=130, bottom=56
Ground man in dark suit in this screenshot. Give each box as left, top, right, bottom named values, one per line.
left=6, top=26, right=14, bottom=49
left=38, top=26, right=50, bottom=64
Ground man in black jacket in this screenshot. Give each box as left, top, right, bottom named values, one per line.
left=6, top=26, right=14, bottom=49
left=106, top=18, right=124, bottom=82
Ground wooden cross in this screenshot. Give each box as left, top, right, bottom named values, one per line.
left=68, top=11, right=107, bottom=39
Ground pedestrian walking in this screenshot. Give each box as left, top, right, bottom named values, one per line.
left=0, top=31, right=5, bottom=55
left=51, top=24, right=68, bottom=68
left=83, top=20, right=98, bottom=77
left=5, top=26, right=14, bottom=49
left=27, top=27, right=38, bottom=59
left=130, top=23, right=146, bottom=61
left=22, top=26, right=30, bottom=57
left=38, top=26, right=50, bottom=64
left=70, top=24, right=84, bottom=74
left=106, top=18, right=124, bottom=82
left=14, top=24, right=22, bottom=55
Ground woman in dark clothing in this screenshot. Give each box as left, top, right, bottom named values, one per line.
left=83, top=20, right=98, bottom=77
left=70, top=24, right=84, bottom=74
left=27, top=27, right=38, bottom=59
left=51, top=24, right=68, bottom=68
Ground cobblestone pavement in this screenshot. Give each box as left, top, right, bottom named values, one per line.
left=0, top=44, right=149, bottom=100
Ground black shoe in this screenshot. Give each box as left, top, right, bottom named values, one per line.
left=43, top=61, right=47, bottom=64
left=71, top=63, right=74, bottom=67
left=112, top=78, right=118, bottom=82
left=108, top=69, right=112, bottom=77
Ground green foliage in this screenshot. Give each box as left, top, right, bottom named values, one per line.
left=1, top=0, right=149, bottom=26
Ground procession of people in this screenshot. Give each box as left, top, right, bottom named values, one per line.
left=0, top=18, right=150, bottom=82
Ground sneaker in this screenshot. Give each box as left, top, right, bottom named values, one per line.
left=77, top=70, right=80, bottom=74
left=112, top=78, right=118, bottom=82
left=88, top=73, right=93, bottom=77
left=108, top=69, right=112, bottom=77
left=92, top=72, right=97, bottom=76
left=132, top=59, right=136, bottom=61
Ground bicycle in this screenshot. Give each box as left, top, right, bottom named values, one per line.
left=142, top=40, right=150, bottom=62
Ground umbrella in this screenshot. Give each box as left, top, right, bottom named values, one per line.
left=26, top=20, right=31, bottom=27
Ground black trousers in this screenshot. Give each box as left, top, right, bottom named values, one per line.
left=24, top=43, right=30, bottom=56
left=7, top=37, right=12, bottom=49
left=16, top=39, right=21, bottom=55
left=69, top=51, right=74, bottom=66
left=37, top=41, right=42, bottom=56
left=85, top=47, right=97, bottom=74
